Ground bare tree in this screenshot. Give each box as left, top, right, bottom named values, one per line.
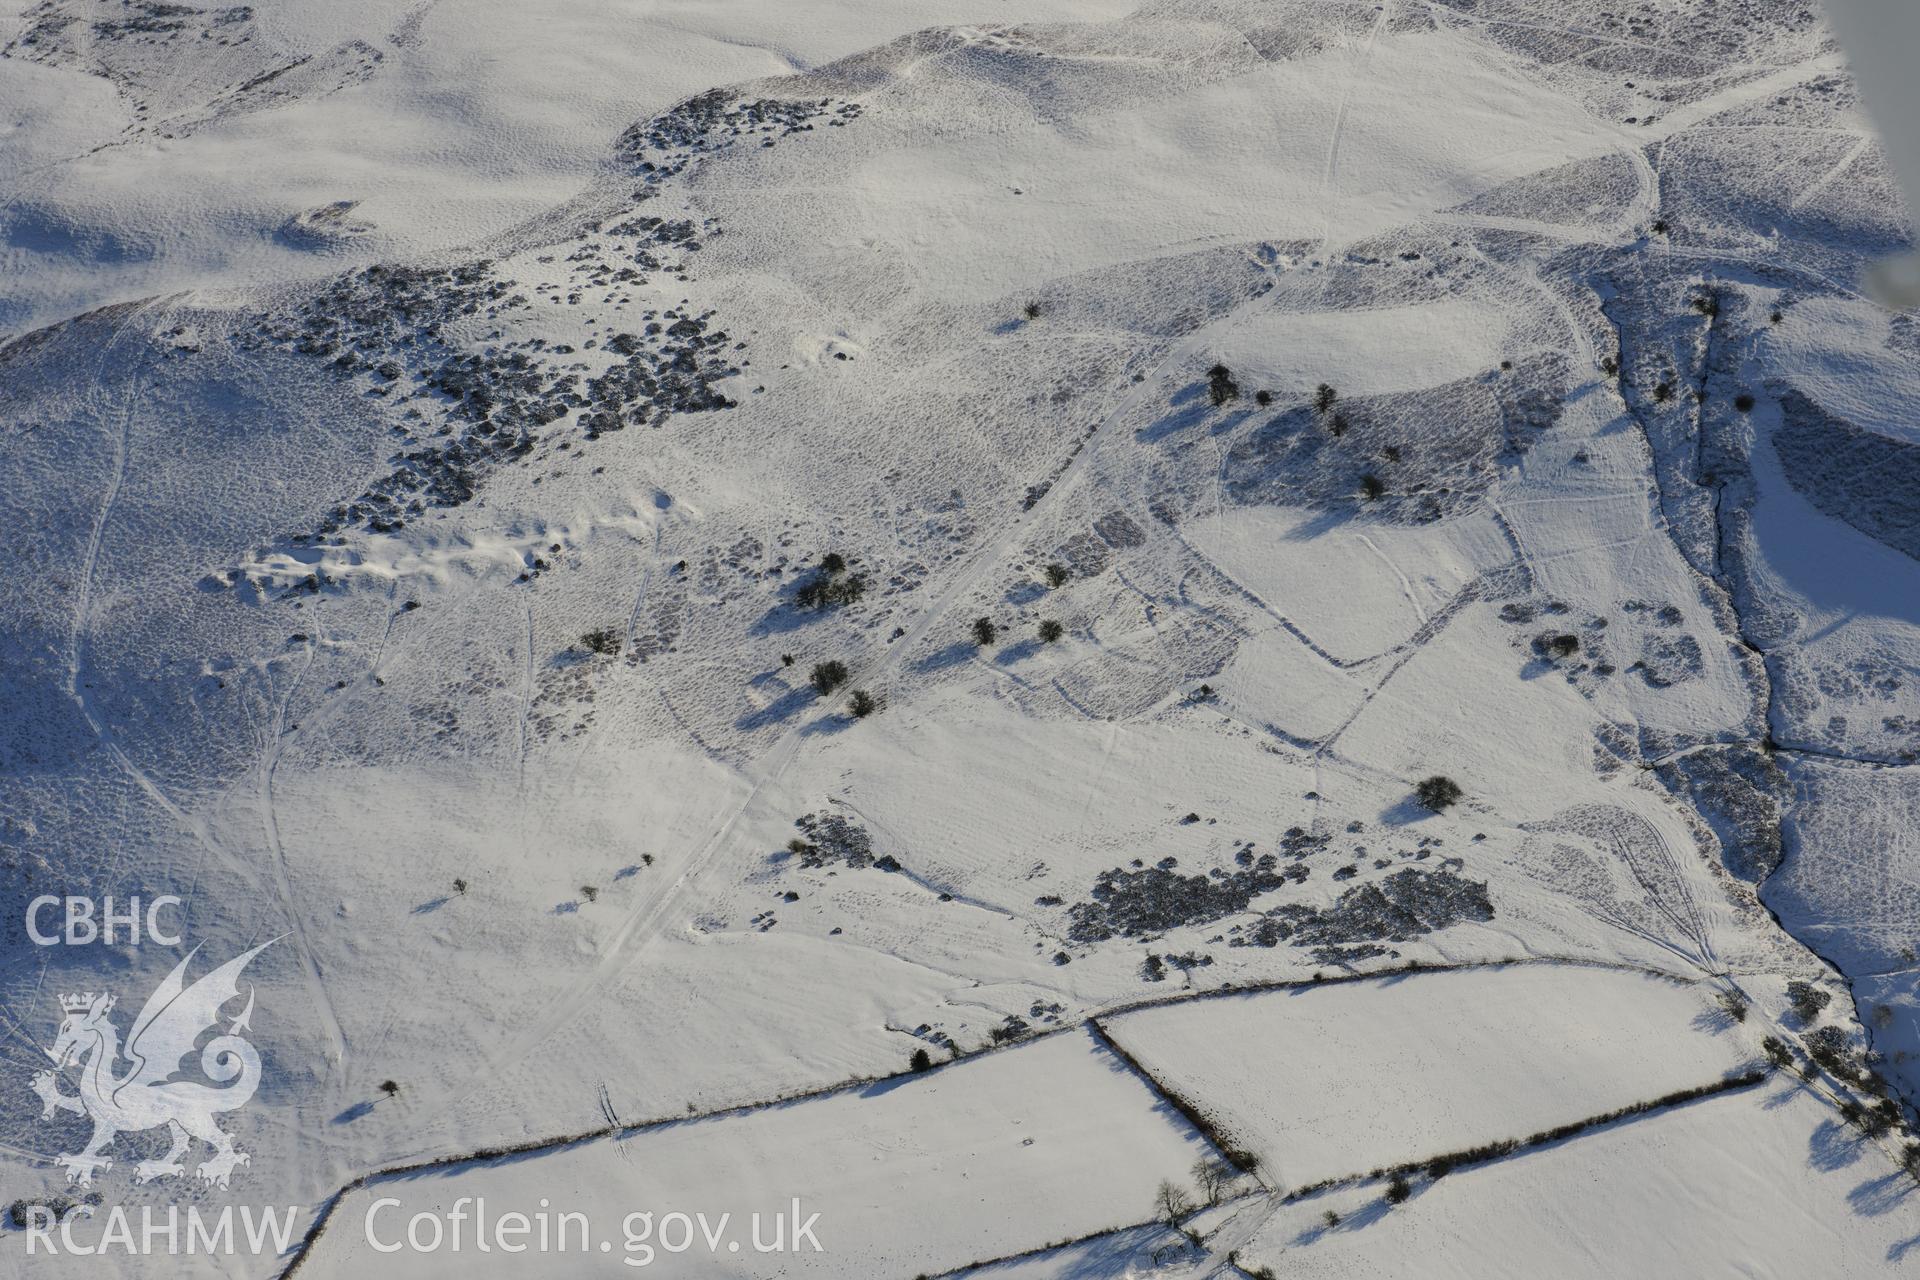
left=1192, top=1156, right=1235, bottom=1205
left=1155, top=1179, right=1195, bottom=1226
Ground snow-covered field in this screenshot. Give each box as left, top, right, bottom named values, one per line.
left=1238, top=1084, right=1917, bottom=1278
left=302, top=1028, right=1208, bottom=1279
left=4, top=0, right=1920, bottom=1275
left=1102, top=966, right=1757, bottom=1189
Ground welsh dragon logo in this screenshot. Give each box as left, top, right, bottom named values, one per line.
left=30, top=941, right=274, bottom=1189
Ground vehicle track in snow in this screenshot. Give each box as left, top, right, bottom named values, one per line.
left=1316, top=0, right=1393, bottom=254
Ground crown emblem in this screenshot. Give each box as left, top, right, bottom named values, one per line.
left=34, top=942, right=273, bottom=1192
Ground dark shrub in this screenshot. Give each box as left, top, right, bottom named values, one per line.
left=1045, top=563, right=1069, bottom=588
left=972, top=617, right=998, bottom=646
left=1786, top=980, right=1831, bottom=1022
left=1385, top=1175, right=1411, bottom=1205
left=1039, top=620, right=1064, bottom=643
left=1804, top=1025, right=1860, bottom=1080
left=580, top=628, right=622, bottom=656
left=1539, top=633, right=1580, bottom=659
left=796, top=569, right=865, bottom=610
left=910, top=1048, right=932, bottom=1072
left=1761, top=1036, right=1793, bottom=1069
left=810, top=660, right=849, bottom=695
left=849, top=689, right=877, bottom=718
left=1360, top=474, right=1385, bottom=501
left=1207, top=363, right=1240, bottom=406
left=1416, top=776, right=1464, bottom=811
left=1314, top=383, right=1338, bottom=413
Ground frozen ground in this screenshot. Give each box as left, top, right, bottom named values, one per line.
left=299, top=1028, right=1211, bottom=1280
left=3, top=0, right=1920, bottom=1276
left=1234, top=1083, right=1919, bottom=1278
left=1101, top=966, right=1758, bottom=1189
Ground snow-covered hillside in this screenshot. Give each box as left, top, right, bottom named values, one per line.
left=3, top=0, right=1919, bottom=1276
